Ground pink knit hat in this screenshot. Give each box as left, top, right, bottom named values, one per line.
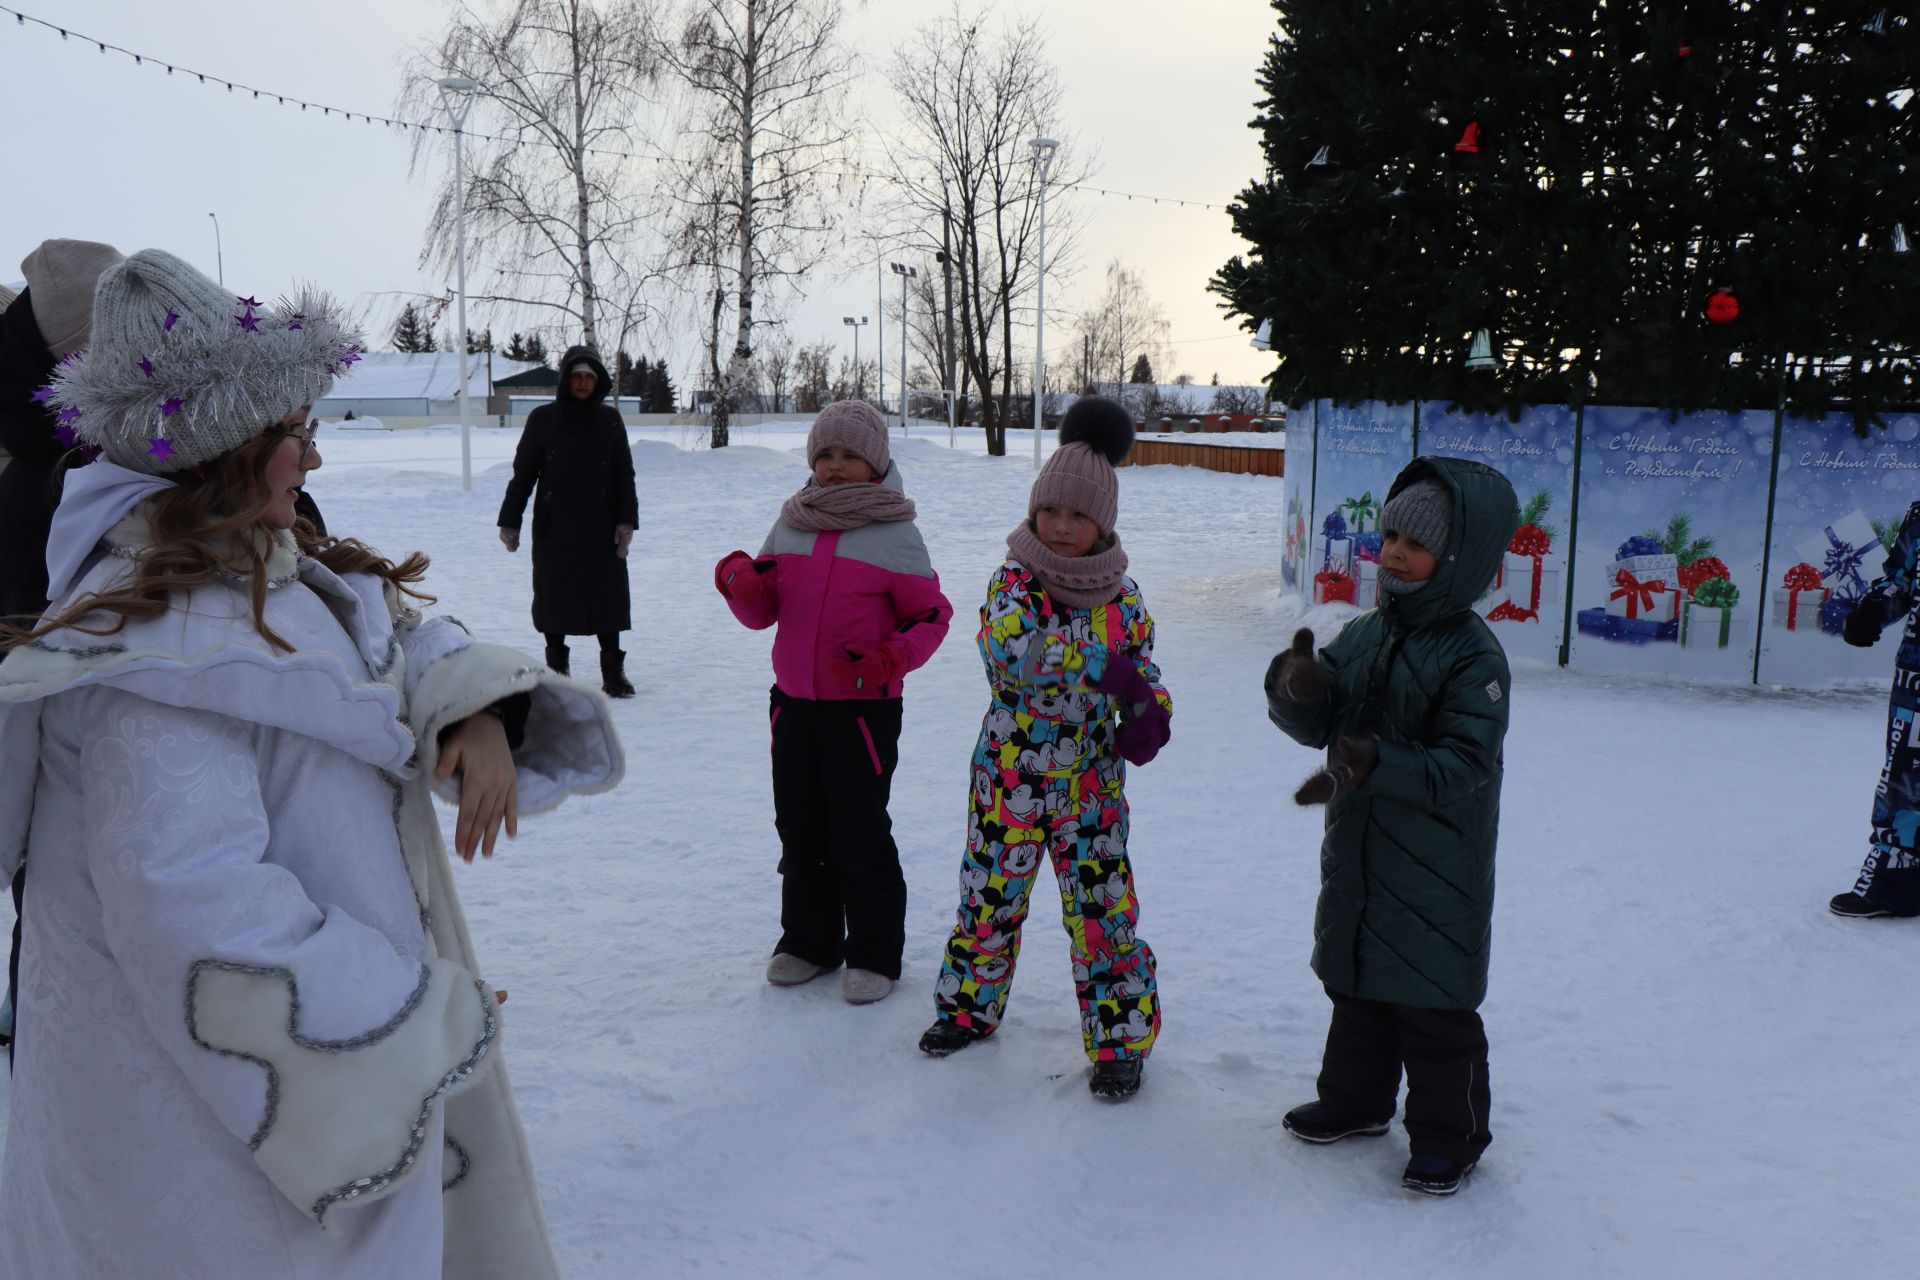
left=1028, top=396, right=1135, bottom=534
left=808, top=399, right=890, bottom=475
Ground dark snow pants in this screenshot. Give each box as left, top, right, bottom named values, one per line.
left=1850, top=647, right=1920, bottom=914
left=768, top=688, right=906, bottom=979
left=1316, top=988, right=1492, bottom=1165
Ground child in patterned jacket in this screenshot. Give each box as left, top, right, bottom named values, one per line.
left=715, top=401, right=952, bottom=1005
left=916, top=397, right=1172, bottom=1100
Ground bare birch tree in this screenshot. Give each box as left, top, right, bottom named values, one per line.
left=402, top=0, right=661, bottom=353
left=655, top=0, right=855, bottom=447
left=884, top=6, right=1083, bottom=455
left=1077, top=259, right=1171, bottom=409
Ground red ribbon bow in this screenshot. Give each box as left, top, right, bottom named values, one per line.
left=1782, top=562, right=1823, bottom=592
left=1611, top=569, right=1662, bottom=617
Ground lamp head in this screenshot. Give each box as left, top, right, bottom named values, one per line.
left=436, top=75, right=479, bottom=93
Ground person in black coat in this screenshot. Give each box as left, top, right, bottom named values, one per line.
left=496, top=344, right=639, bottom=697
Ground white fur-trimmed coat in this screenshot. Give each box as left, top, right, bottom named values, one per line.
left=0, top=508, right=623, bottom=1279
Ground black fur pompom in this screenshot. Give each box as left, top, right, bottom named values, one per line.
left=1058, top=396, right=1136, bottom=464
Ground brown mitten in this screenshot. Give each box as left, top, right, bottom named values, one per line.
left=1266, top=628, right=1330, bottom=705
left=1294, top=735, right=1380, bottom=806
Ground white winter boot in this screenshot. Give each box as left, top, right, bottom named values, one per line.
left=842, top=969, right=894, bottom=1005
left=765, top=953, right=827, bottom=986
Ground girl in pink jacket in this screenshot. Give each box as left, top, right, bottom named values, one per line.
left=715, top=401, right=952, bottom=1005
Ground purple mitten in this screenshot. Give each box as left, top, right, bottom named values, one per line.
left=1094, top=649, right=1156, bottom=707
left=1114, top=700, right=1171, bottom=765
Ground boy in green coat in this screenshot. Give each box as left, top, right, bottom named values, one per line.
left=1265, top=455, right=1518, bottom=1197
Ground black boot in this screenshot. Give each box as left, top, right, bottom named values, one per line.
left=1282, top=1101, right=1393, bottom=1144
left=917, top=1020, right=981, bottom=1057
left=1829, top=891, right=1919, bottom=919
left=543, top=641, right=570, bottom=676
left=600, top=648, right=635, bottom=699
left=1089, top=1058, right=1143, bottom=1100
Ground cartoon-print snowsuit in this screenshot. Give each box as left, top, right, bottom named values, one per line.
left=1845, top=500, right=1920, bottom=914
left=932, top=561, right=1170, bottom=1062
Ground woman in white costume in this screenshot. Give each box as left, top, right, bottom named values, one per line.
left=0, top=249, right=621, bottom=1278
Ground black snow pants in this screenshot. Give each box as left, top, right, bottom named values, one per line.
left=768, top=688, right=906, bottom=979
left=1316, top=987, right=1492, bottom=1165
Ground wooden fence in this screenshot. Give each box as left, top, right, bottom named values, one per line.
left=1120, top=438, right=1285, bottom=477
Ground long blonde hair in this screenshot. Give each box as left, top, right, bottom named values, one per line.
left=1, top=431, right=432, bottom=654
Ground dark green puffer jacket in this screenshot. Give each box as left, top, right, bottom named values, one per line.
left=1268, top=455, right=1519, bottom=1011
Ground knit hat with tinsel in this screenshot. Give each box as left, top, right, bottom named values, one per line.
left=1028, top=396, right=1135, bottom=535
left=808, top=399, right=891, bottom=475
left=38, top=249, right=361, bottom=475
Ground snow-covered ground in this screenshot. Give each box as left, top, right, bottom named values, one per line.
left=3, top=422, right=1914, bottom=1279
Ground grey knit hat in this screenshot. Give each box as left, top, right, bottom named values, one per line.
left=39, top=249, right=361, bottom=475
left=21, top=239, right=124, bottom=359
left=809, top=399, right=890, bottom=475
left=1379, top=477, right=1453, bottom=555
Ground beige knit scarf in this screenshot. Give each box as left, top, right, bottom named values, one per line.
left=780, top=478, right=917, bottom=531
left=1006, top=521, right=1129, bottom=609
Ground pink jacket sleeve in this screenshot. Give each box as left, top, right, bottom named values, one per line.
left=886, top=569, right=953, bottom=674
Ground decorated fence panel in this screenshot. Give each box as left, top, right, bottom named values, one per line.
left=1287, top=400, right=1919, bottom=687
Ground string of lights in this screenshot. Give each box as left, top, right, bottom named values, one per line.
left=0, top=3, right=1231, bottom=212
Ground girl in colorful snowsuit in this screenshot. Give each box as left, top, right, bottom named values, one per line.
left=0, top=250, right=624, bottom=1277
left=1831, top=499, right=1920, bottom=919
left=715, top=401, right=951, bottom=1005
left=917, top=397, right=1172, bottom=1101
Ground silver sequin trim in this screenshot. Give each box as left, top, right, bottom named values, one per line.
left=441, top=1135, right=472, bottom=1192
left=311, top=979, right=497, bottom=1224
left=184, top=960, right=434, bottom=1150
left=25, top=639, right=128, bottom=661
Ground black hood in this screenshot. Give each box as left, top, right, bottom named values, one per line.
left=1380, top=454, right=1520, bottom=632
left=554, top=345, right=611, bottom=405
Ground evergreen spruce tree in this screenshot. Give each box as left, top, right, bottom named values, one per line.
left=1129, top=354, right=1155, bottom=384
left=645, top=361, right=677, bottom=412
left=524, top=334, right=550, bottom=367
left=391, top=302, right=436, bottom=354
left=1214, top=2, right=1920, bottom=420
left=503, top=332, right=532, bottom=362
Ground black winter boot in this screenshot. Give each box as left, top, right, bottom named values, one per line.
left=1089, top=1058, right=1144, bottom=1101
left=1282, top=1101, right=1393, bottom=1144
left=600, top=649, right=635, bottom=699
left=544, top=641, right=570, bottom=676
left=917, top=1020, right=981, bottom=1057
left=1402, top=1154, right=1477, bottom=1196
left=1829, top=891, right=1918, bottom=919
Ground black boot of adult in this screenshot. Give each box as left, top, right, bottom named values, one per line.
left=543, top=640, right=570, bottom=676
left=600, top=648, right=635, bottom=699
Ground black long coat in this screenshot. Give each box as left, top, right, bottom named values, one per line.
left=495, top=346, right=638, bottom=636
left=0, top=291, right=63, bottom=623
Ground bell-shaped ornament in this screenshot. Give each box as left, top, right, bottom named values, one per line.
left=1464, top=329, right=1497, bottom=371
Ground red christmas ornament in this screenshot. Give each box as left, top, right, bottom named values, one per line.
left=1704, top=288, right=1740, bottom=325
left=1454, top=121, right=1484, bottom=154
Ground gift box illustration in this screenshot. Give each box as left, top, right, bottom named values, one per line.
left=1486, top=517, right=1560, bottom=623
left=1320, top=511, right=1356, bottom=577
left=1607, top=569, right=1680, bottom=625
left=1794, top=510, right=1881, bottom=602
left=1770, top=562, right=1828, bottom=631
left=1819, top=595, right=1856, bottom=637
left=1679, top=578, right=1745, bottom=650
left=1354, top=559, right=1382, bottom=608
left=1313, top=568, right=1356, bottom=606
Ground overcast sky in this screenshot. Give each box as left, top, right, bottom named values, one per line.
left=0, top=0, right=1279, bottom=389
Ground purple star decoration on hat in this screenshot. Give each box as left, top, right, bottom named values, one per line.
left=54, top=424, right=80, bottom=449
left=236, top=296, right=261, bottom=309
left=163, top=310, right=180, bottom=332
left=147, top=437, right=175, bottom=462
left=138, top=355, right=156, bottom=378
left=236, top=311, right=262, bottom=333
left=56, top=406, right=80, bottom=426
left=30, top=385, right=54, bottom=403
left=160, top=396, right=184, bottom=417
left=287, top=312, right=306, bottom=331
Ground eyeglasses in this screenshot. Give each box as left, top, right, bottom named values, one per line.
left=274, top=426, right=319, bottom=467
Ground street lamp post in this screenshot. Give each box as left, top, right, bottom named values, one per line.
left=936, top=239, right=957, bottom=448
left=207, top=213, right=223, bottom=287
left=437, top=75, right=480, bottom=492
left=1029, top=137, right=1060, bottom=469
left=842, top=316, right=869, bottom=399
left=889, top=262, right=918, bottom=435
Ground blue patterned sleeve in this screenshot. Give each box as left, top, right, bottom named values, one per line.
left=1865, top=501, right=1920, bottom=628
